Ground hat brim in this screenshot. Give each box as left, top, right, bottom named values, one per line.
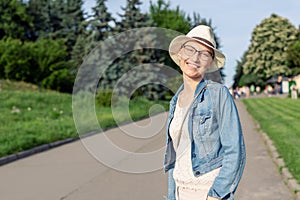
left=169, top=35, right=226, bottom=73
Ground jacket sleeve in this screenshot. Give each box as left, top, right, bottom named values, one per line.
left=207, top=86, right=246, bottom=199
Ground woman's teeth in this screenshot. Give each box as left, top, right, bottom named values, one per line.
left=187, top=62, right=199, bottom=69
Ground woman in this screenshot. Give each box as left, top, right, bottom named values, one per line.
left=164, top=25, right=246, bottom=200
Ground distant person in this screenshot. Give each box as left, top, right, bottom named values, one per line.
left=250, top=84, right=255, bottom=95
left=244, top=86, right=250, bottom=98
left=291, top=85, right=298, bottom=99
left=290, top=78, right=298, bottom=99
left=276, top=75, right=283, bottom=94
left=164, top=25, right=246, bottom=200
left=255, top=86, right=261, bottom=94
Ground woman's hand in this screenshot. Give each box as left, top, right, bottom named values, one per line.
left=207, top=196, right=220, bottom=200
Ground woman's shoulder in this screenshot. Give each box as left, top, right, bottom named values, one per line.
left=206, top=80, right=231, bottom=96
left=206, top=80, right=226, bottom=89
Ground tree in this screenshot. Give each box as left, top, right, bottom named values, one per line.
left=232, top=52, right=246, bottom=88
left=0, top=37, right=73, bottom=92
left=71, top=0, right=115, bottom=68
left=27, top=0, right=85, bottom=52
left=286, top=29, right=300, bottom=75
left=86, top=0, right=115, bottom=50
left=243, top=14, right=298, bottom=80
left=26, top=0, right=50, bottom=41
left=60, top=0, right=85, bottom=54
left=33, top=39, right=71, bottom=81
left=0, top=0, right=32, bottom=40
left=96, top=0, right=167, bottom=100
left=46, top=0, right=85, bottom=55
left=0, top=38, right=33, bottom=80
left=150, top=0, right=190, bottom=33
left=286, top=41, right=300, bottom=75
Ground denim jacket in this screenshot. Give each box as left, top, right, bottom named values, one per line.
left=164, top=79, right=246, bottom=200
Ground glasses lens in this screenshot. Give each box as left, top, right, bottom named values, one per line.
left=199, top=51, right=211, bottom=61
left=183, top=45, right=195, bottom=57
left=182, top=45, right=213, bottom=61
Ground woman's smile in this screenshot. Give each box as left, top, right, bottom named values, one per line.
left=186, top=61, right=200, bottom=69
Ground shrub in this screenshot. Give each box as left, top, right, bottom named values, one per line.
left=95, top=88, right=113, bottom=107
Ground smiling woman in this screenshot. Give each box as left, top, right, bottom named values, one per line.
left=164, top=25, right=246, bottom=200
left=177, top=41, right=215, bottom=85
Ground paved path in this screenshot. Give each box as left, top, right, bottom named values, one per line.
left=234, top=100, right=293, bottom=200
left=0, top=101, right=294, bottom=200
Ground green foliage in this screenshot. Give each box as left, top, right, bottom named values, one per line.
left=0, top=0, right=33, bottom=40
left=238, top=73, right=264, bottom=87
left=0, top=84, right=169, bottom=157
left=0, top=89, right=75, bottom=157
left=57, top=0, right=85, bottom=54
left=286, top=40, right=300, bottom=75
left=34, top=39, right=69, bottom=73
left=243, top=14, right=298, bottom=80
left=0, top=0, right=225, bottom=95
left=96, top=0, right=168, bottom=100
left=243, top=98, right=300, bottom=184
left=232, top=52, right=246, bottom=87
left=42, top=69, right=74, bottom=93
left=86, top=0, right=114, bottom=50
left=0, top=38, right=33, bottom=81
left=26, top=0, right=50, bottom=41
left=27, top=0, right=85, bottom=55
left=150, top=0, right=190, bottom=33
left=71, top=0, right=115, bottom=68
left=0, top=37, right=74, bottom=92
left=95, top=88, right=113, bottom=107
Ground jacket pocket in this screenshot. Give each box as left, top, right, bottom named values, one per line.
left=194, top=111, right=212, bottom=138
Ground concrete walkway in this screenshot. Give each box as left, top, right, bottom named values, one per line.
left=0, top=101, right=294, bottom=200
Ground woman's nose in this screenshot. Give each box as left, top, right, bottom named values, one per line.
left=190, top=52, right=200, bottom=62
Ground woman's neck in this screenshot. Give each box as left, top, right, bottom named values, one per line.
left=183, top=75, right=203, bottom=93
left=178, top=76, right=202, bottom=107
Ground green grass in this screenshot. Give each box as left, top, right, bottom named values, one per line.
left=0, top=80, right=169, bottom=158
left=243, top=97, right=300, bottom=183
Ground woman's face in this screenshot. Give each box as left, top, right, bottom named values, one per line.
left=178, top=40, right=214, bottom=81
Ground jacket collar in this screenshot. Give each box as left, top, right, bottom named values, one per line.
left=194, top=78, right=208, bottom=96
left=170, top=78, right=208, bottom=105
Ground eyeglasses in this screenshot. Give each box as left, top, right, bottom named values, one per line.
left=181, top=45, right=214, bottom=61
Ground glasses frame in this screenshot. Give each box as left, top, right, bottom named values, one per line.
left=181, top=45, right=214, bottom=61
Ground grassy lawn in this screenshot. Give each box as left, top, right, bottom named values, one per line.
left=242, top=97, right=300, bottom=183
left=0, top=80, right=169, bottom=158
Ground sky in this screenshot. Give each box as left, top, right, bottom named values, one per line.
left=83, top=0, right=300, bottom=87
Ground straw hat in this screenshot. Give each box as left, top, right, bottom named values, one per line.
left=169, top=25, right=226, bottom=73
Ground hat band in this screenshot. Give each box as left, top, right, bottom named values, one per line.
left=192, top=37, right=215, bottom=48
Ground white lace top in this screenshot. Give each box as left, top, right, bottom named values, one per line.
left=169, top=99, right=220, bottom=190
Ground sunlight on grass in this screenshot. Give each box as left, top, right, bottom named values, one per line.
left=0, top=82, right=169, bottom=158
left=243, top=97, right=300, bottom=184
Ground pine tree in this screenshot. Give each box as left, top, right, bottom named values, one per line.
left=86, top=0, right=114, bottom=51
left=98, top=0, right=167, bottom=100
left=26, top=0, right=50, bottom=41
left=0, top=0, right=32, bottom=40
left=71, top=0, right=115, bottom=72
left=61, top=0, right=85, bottom=53
left=28, top=0, right=85, bottom=52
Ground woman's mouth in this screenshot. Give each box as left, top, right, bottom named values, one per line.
left=186, top=61, right=200, bottom=69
